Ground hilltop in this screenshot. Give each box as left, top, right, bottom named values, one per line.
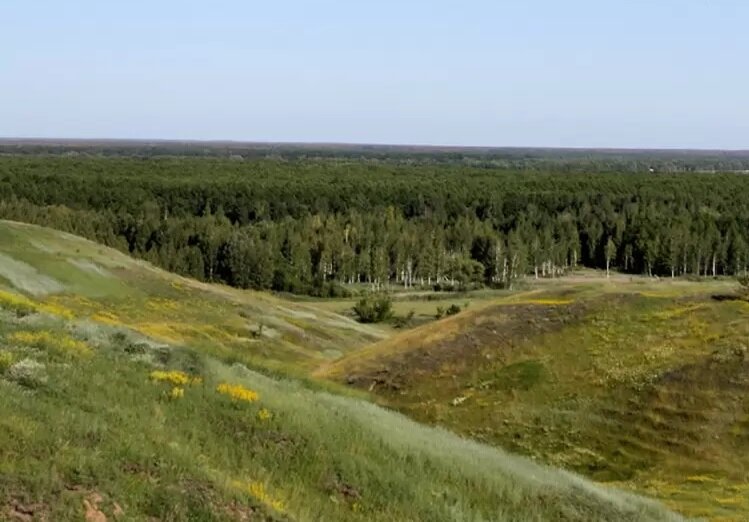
left=0, top=221, right=682, bottom=521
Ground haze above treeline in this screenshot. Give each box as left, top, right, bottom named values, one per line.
left=2, top=138, right=749, bottom=171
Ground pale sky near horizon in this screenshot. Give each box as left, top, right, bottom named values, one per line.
left=1, top=1, right=747, bottom=149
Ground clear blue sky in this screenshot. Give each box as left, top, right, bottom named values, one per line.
left=2, top=0, right=747, bottom=148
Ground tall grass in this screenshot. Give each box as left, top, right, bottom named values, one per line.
left=0, top=309, right=681, bottom=521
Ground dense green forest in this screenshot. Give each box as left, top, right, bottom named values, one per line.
left=4, top=139, right=749, bottom=170
left=1, top=155, right=748, bottom=295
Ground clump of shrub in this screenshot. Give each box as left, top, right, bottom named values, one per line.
left=7, top=358, right=47, bottom=388
left=110, top=331, right=149, bottom=355
left=435, top=303, right=463, bottom=319
left=446, top=304, right=462, bottom=316
left=353, top=294, right=393, bottom=323
left=392, top=309, right=415, bottom=328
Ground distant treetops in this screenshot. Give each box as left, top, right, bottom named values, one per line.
left=1, top=155, right=748, bottom=295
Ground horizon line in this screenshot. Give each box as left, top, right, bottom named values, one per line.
left=1, top=136, right=748, bottom=154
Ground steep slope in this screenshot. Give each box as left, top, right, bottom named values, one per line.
left=324, top=281, right=749, bottom=520
left=0, top=222, right=683, bottom=521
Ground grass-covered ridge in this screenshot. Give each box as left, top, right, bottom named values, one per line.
left=0, top=221, right=682, bottom=521
left=325, top=277, right=749, bottom=521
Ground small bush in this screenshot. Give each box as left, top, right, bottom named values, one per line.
left=110, top=331, right=129, bottom=345
left=446, top=304, right=462, bottom=316
left=353, top=295, right=393, bottom=323
left=392, top=309, right=415, bottom=328
left=7, top=358, right=47, bottom=388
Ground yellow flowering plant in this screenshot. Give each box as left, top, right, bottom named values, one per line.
left=8, top=330, right=92, bottom=358
left=149, top=370, right=202, bottom=386
left=216, top=383, right=259, bottom=403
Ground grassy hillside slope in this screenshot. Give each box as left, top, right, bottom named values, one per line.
left=0, top=221, right=683, bottom=521
left=0, top=220, right=385, bottom=374
left=324, top=278, right=749, bottom=521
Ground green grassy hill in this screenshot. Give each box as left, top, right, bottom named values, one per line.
left=325, top=278, right=749, bottom=521
left=0, top=221, right=683, bottom=521
left=0, top=220, right=386, bottom=375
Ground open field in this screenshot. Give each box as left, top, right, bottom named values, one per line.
left=324, top=276, right=749, bottom=521
left=0, top=220, right=684, bottom=521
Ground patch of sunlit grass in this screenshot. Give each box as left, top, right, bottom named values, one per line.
left=516, top=299, right=574, bottom=306
left=145, top=298, right=181, bottom=312
left=650, top=304, right=705, bottom=320
left=230, top=479, right=284, bottom=513
left=136, top=322, right=184, bottom=343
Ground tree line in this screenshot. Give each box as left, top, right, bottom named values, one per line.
left=1, top=156, right=748, bottom=295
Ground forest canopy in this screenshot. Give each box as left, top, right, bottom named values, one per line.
left=1, top=154, right=748, bottom=295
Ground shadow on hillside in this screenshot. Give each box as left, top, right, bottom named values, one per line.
left=711, top=293, right=747, bottom=302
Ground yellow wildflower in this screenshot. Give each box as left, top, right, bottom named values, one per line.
left=37, top=301, right=75, bottom=320
left=216, top=383, right=259, bottom=403
left=150, top=370, right=189, bottom=385
left=0, top=291, right=74, bottom=319
left=0, top=290, right=37, bottom=316
left=257, top=408, right=272, bottom=421
left=169, top=386, right=185, bottom=399
left=91, top=310, right=121, bottom=325
left=145, top=298, right=180, bottom=311
left=149, top=370, right=202, bottom=387
left=8, top=330, right=92, bottom=358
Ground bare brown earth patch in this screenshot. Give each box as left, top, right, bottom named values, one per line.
left=5, top=497, right=48, bottom=522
